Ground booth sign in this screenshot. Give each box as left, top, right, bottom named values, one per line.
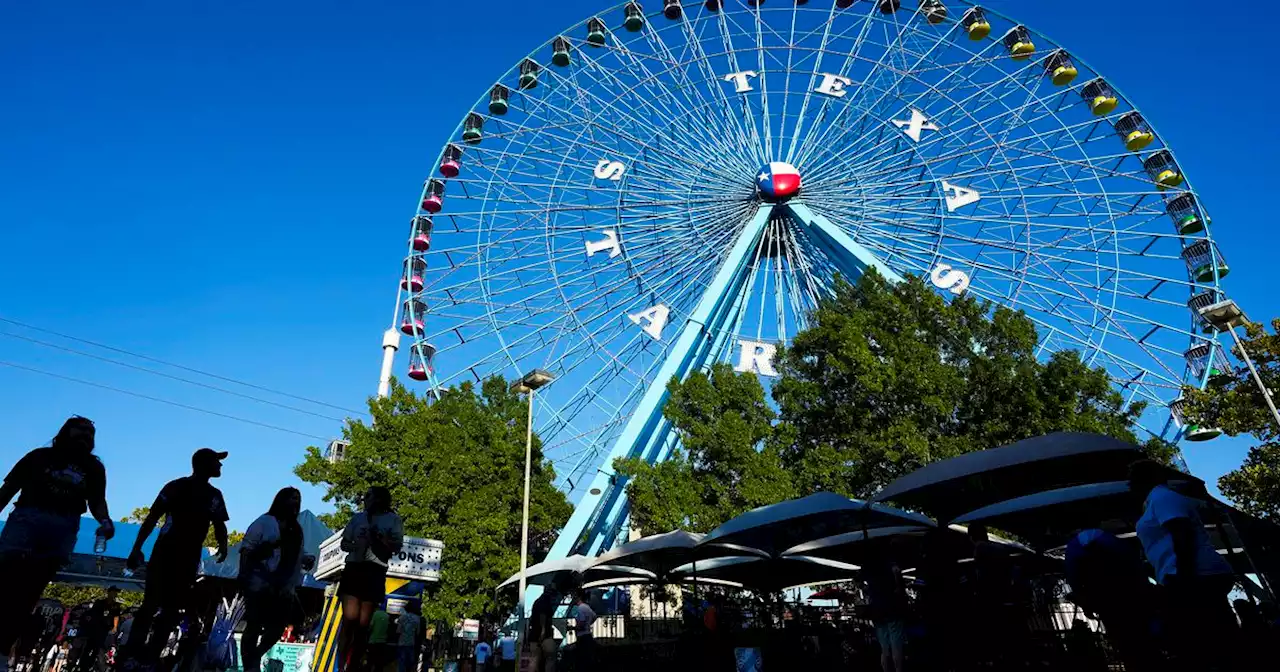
left=314, top=532, right=444, bottom=581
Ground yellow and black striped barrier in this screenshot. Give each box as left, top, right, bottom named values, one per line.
left=311, top=577, right=413, bottom=672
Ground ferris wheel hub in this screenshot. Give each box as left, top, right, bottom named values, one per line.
left=756, top=161, right=802, bottom=202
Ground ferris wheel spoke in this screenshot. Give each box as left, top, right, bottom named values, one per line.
left=644, top=12, right=770, bottom=159
left=799, top=37, right=1070, bottom=182
left=842, top=225, right=1188, bottom=385
left=566, top=40, right=741, bottom=169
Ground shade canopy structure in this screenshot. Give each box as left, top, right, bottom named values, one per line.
left=781, top=525, right=934, bottom=565
left=951, top=481, right=1140, bottom=548
left=589, top=530, right=717, bottom=579
left=871, top=432, right=1186, bottom=522
left=498, top=555, right=592, bottom=591
left=498, top=555, right=656, bottom=591
left=669, top=554, right=862, bottom=593
left=698, top=492, right=934, bottom=558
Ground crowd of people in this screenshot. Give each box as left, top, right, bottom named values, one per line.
left=4, top=416, right=1278, bottom=672
left=0, top=416, right=405, bottom=672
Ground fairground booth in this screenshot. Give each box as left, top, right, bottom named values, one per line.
left=498, top=432, right=1280, bottom=672
left=305, top=531, right=444, bottom=672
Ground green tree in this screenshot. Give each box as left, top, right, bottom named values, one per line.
left=121, top=506, right=244, bottom=547
left=42, top=583, right=144, bottom=608
left=1184, top=318, right=1280, bottom=519
left=294, top=378, right=571, bottom=625
left=615, top=363, right=793, bottom=533
left=621, top=271, right=1164, bottom=530
left=774, top=272, right=1150, bottom=497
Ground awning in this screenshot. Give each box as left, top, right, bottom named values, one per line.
left=669, top=554, right=861, bottom=593
left=951, top=481, right=1138, bottom=547
left=590, top=530, right=717, bottom=579
left=698, top=492, right=933, bottom=558
left=498, top=555, right=592, bottom=591
left=870, top=432, right=1184, bottom=522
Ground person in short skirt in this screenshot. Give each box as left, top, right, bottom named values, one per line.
left=335, top=486, right=403, bottom=672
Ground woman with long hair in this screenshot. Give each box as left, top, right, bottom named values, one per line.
left=0, top=416, right=113, bottom=672
left=335, top=486, right=402, bottom=672
left=239, top=487, right=314, bottom=672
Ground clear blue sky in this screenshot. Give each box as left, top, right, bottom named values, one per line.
left=1, top=0, right=1275, bottom=532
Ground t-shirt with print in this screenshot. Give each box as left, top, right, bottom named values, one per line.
left=150, top=476, right=228, bottom=567
left=5, top=448, right=106, bottom=518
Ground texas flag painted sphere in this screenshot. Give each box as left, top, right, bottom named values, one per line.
left=757, top=161, right=801, bottom=201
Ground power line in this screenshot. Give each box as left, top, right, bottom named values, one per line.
left=0, top=329, right=348, bottom=422
left=0, top=315, right=367, bottom=416
left=0, top=358, right=331, bottom=441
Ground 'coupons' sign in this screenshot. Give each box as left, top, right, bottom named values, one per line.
left=314, top=532, right=443, bottom=582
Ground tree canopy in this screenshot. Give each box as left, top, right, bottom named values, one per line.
left=619, top=271, right=1168, bottom=532
left=1184, top=318, right=1280, bottom=520
left=294, top=378, right=571, bottom=625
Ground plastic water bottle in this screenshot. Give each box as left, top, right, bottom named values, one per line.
left=94, top=533, right=107, bottom=554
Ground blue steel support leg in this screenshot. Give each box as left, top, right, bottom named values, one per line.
left=534, top=200, right=908, bottom=609
left=784, top=201, right=906, bottom=285
left=527, top=204, right=776, bottom=608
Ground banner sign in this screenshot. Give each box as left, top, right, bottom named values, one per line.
left=314, top=532, right=443, bottom=582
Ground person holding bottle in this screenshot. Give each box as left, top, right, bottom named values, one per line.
left=123, top=448, right=229, bottom=666
left=0, top=416, right=113, bottom=672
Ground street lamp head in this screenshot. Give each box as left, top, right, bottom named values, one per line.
left=510, top=368, right=556, bottom=393
left=1198, top=298, right=1249, bottom=331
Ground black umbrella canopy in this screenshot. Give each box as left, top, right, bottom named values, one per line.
left=870, top=432, right=1173, bottom=522
left=951, top=481, right=1142, bottom=548
left=698, top=492, right=934, bottom=558
left=781, top=525, right=936, bottom=566
left=670, top=554, right=861, bottom=593
left=589, top=530, right=745, bottom=579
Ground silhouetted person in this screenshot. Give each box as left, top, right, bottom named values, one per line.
left=968, top=524, right=1023, bottom=669
left=529, top=582, right=561, bottom=672
left=241, top=487, right=313, bottom=672
left=1129, top=459, right=1237, bottom=671
left=335, top=486, right=403, bottom=672
left=124, top=448, right=229, bottom=666
left=0, top=416, right=112, bottom=672
left=863, top=543, right=909, bottom=672
left=73, top=586, right=120, bottom=672
left=570, top=588, right=597, bottom=671
left=1064, top=529, right=1160, bottom=672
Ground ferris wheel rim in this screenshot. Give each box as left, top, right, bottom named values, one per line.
left=396, top=0, right=1233, bottom=469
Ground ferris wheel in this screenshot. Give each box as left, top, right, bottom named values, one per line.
left=383, top=0, right=1235, bottom=557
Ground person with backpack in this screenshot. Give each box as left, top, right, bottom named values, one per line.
left=0, top=417, right=113, bottom=672
left=334, top=486, right=403, bottom=672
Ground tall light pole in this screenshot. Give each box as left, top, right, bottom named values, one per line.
left=1198, top=299, right=1280, bottom=430
left=509, top=369, right=555, bottom=648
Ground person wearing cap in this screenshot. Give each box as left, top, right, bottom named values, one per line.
left=122, top=448, right=230, bottom=666
left=0, top=416, right=112, bottom=672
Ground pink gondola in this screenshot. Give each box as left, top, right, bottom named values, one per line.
left=411, top=215, right=433, bottom=251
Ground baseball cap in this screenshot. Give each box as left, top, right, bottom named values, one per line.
left=192, top=448, right=229, bottom=467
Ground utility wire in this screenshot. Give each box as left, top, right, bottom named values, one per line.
left=0, top=315, right=367, bottom=416
left=0, top=329, right=348, bottom=422
left=0, top=358, right=331, bottom=441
